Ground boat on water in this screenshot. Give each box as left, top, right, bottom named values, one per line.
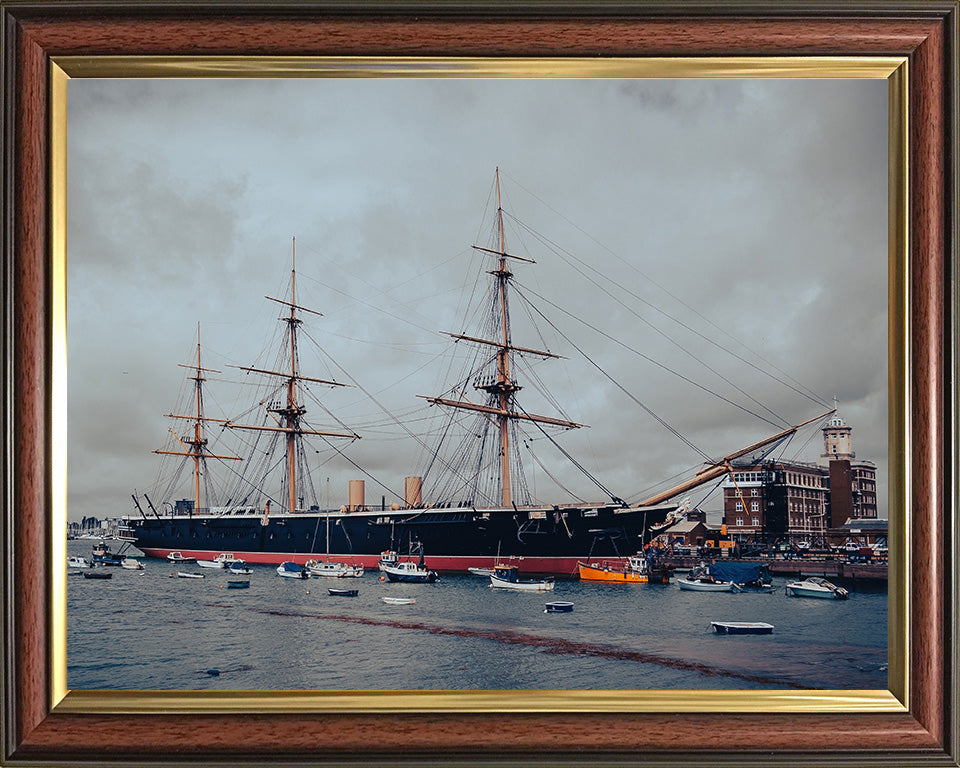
left=91, top=541, right=125, bottom=566
left=120, top=557, right=144, bottom=570
left=68, top=556, right=92, bottom=569
left=711, top=621, right=774, bottom=635
left=577, top=552, right=670, bottom=585
left=381, top=551, right=439, bottom=583
left=305, top=560, right=364, bottom=578
left=226, top=579, right=250, bottom=589
left=166, top=552, right=195, bottom=563
left=328, top=587, right=359, bottom=597
left=197, top=553, right=236, bottom=569
left=276, top=561, right=308, bottom=579
left=784, top=577, right=849, bottom=600
left=544, top=601, right=574, bottom=613
left=120, top=171, right=834, bottom=576
left=467, top=567, right=495, bottom=577
left=83, top=570, right=112, bottom=580
left=228, top=560, right=252, bottom=575
left=177, top=571, right=204, bottom=579
left=382, top=596, right=415, bottom=605
left=706, top=562, right=773, bottom=590
left=677, top=577, right=738, bottom=593
left=490, top=565, right=554, bottom=592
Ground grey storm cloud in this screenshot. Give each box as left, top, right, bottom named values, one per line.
left=67, top=76, right=888, bottom=522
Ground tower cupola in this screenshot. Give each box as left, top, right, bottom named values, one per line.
left=822, top=408, right=855, bottom=461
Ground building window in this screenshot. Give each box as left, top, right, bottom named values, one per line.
left=751, top=488, right=758, bottom=496
left=735, top=502, right=743, bottom=512
left=751, top=501, right=759, bottom=512
left=735, top=517, right=744, bottom=526
left=752, top=516, right=760, bottom=526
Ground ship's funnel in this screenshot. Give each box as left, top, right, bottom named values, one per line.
left=404, top=476, right=423, bottom=508
left=348, top=479, right=365, bottom=511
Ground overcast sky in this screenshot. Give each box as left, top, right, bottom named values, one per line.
left=66, top=77, right=888, bottom=523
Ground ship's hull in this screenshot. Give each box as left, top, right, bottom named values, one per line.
left=120, top=502, right=673, bottom=576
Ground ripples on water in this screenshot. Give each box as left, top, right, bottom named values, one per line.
left=67, top=543, right=888, bottom=692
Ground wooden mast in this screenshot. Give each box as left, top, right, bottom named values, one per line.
left=218, top=238, right=359, bottom=514
left=153, top=323, right=241, bottom=512
left=286, top=237, right=298, bottom=513
left=424, top=169, right=580, bottom=508
left=495, top=169, right=512, bottom=506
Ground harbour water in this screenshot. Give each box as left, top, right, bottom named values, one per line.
left=67, top=542, right=887, bottom=692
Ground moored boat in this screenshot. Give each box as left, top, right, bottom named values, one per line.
left=177, top=571, right=204, bottom=579
left=68, top=556, right=91, bottom=569
left=784, top=577, right=849, bottom=600
left=305, top=560, right=364, bottom=578
left=382, top=596, right=415, bottom=605
left=544, top=601, right=574, bottom=613
left=91, top=541, right=125, bottom=566
left=83, top=570, right=112, bottom=579
left=226, top=579, right=250, bottom=589
left=677, top=577, right=738, bottom=592
left=228, top=560, right=252, bottom=575
left=328, top=587, right=359, bottom=597
left=381, top=559, right=438, bottom=584
left=167, top=552, right=195, bottom=563
left=276, top=561, right=308, bottom=579
left=490, top=565, right=554, bottom=592
left=577, top=553, right=670, bottom=584
left=467, top=567, right=495, bottom=577
left=120, top=557, right=144, bottom=570
left=197, top=553, right=236, bottom=569
left=711, top=621, right=774, bottom=635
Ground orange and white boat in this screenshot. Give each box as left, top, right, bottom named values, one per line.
left=577, top=554, right=670, bottom=584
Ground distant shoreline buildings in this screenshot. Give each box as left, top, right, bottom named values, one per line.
left=720, top=411, right=880, bottom=547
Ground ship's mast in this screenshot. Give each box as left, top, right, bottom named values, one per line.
left=494, top=171, right=514, bottom=506
left=221, top=238, right=359, bottom=513
left=154, top=324, right=240, bottom=512
left=423, top=169, right=581, bottom=507
left=285, top=238, right=300, bottom=514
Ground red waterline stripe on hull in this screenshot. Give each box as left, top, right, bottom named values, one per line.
left=138, top=549, right=583, bottom=575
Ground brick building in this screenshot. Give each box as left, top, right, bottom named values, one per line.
left=721, top=412, right=877, bottom=545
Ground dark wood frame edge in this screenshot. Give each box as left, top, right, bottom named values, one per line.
left=1, top=3, right=956, bottom=765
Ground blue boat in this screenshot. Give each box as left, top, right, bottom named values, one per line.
left=544, top=601, right=574, bottom=613
left=227, top=580, right=250, bottom=589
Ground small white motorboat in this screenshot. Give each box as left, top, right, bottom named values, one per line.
left=68, top=556, right=91, bottom=569
left=176, top=571, right=204, bottom=579
left=677, top=577, right=739, bottom=592
left=166, top=551, right=195, bottom=563
left=784, top=577, right=849, bottom=600
left=120, top=557, right=144, bottom=570
left=467, top=567, right=495, bottom=577
left=382, top=596, right=415, bottom=605
left=711, top=621, right=774, bottom=635
left=197, top=553, right=237, bottom=569
left=228, top=560, right=252, bottom=575
left=489, top=565, right=554, bottom=592
left=276, top=561, right=308, bottom=579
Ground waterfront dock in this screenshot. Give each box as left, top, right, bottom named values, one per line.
left=662, top=556, right=887, bottom=583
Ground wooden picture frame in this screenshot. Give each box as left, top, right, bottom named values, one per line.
left=2, top=2, right=956, bottom=765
